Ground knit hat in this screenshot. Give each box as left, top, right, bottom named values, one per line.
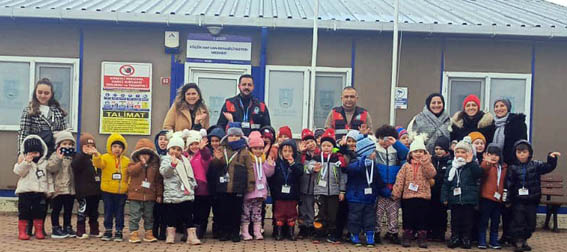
left=355, top=133, right=376, bottom=158
left=468, top=131, right=486, bottom=144
left=494, top=97, right=512, bottom=112
left=301, top=129, right=315, bottom=141
left=54, top=130, right=75, bottom=146
left=278, top=126, right=292, bottom=139
left=259, top=126, right=275, bottom=142
left=425, top=93, right=445, bottom=114
left=186, top=130, right=202, bottom=147
left=409, top=134, right=427, bottom=153
left=79, top=133, right=96, bottom=149
left=346, top=130, right=361, bottom=140
left=167, top=130, right=188, bottom=150
left=434, top=136, right=451, bottom=153
left=227, top=122, right=244, bottom=137
left=248, top=131, right=264, bottom=148
left=320, top=128, right=336, bottom=146
left=455, top=137, right=473, bottom=153
left=23, top=136, right=44, bottom=155
left=395, top=126, right=408, bottom=138
left=314, top=128, right=325, bottom=140
left=463, top=94, right=481, bottom=109
left=208, top=127, right=226, bottom=141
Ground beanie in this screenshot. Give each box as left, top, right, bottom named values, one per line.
left=463, top=94, right=481, bottom=110
left=301, top=129, right=315, bottom=141
left=468, top=131, right=486, bottom=144
left=227, top=122, right=244, bottom=137
left=278, top=126, right=292, bottom=139
left=248, top=131, right=265, bottom=148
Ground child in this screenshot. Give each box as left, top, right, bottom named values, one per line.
left=469, top=131, right=486, bottom=163
left=206, top=126, right=225, bottom=239
left=504, top=140, right=560, bottom=252
left=345, top=132, right=389, bottom=247
left=309, top=128, right=347, bottom=244
left=210, top=122, right=255, bottom=242
left=374, top=124, right=409, bottom=244
left=392, top=135, right=436, bottom=248
left=14, top=135, right=51, bottom=240
left=47, top=130, right=77, bottom=239
left=92, top=133, right=130, bottom=242
left=297, top=129, right=320, bottom=239
left=187, top=130, right=212, bottom=241
left=396, top=126, right=411, bottom=148
left=427, top=136, right=451, bottom=242
left=268, top=139, right=304, bottom=241
left=127, top=138, right=163, bottom=243
left=314, top=128, right=325, bottom=146
left=441, top=137, right=481, bottom=249
left=159, top=131, right=198, bottom=244
left=152, top=130, right=168, bottom=241
left=478, top=144, right=508, bottom=249
left=241, top=131, right=275, bottom=240
left=72, top=133, right=102, bottom=239
left=260, top=126, right=276, bottom=156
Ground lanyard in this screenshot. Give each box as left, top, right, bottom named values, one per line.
left=456, top=168, right=461, bottom=187
left=114, top=156, right=121, bottom=172
left=320, top=152, right=332, bottom=179
left=254, top=156, right=263, bottom=180
left=366, top=160, right=374, bottom=186
left=496, top=164, right=502, bottom=189
left=239, top=98, right=251, bottom=122
left=224, top=149, right=239, bottom=166
left=522, top=164, right=527, bottom=188
left=281, top=160, right=290, bottom=185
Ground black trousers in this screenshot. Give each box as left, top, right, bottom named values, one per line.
left=501, top=204, right=513, bottom=239
left=402, top=198, right=429, bottom=231
left=510, top=202, right=538, bottom=241
left=427, top=197, right=447, bottom=236
left=51, top=194, right=75, bottom=227
left=18, top=193, right=47, bottom=221
left=194, top=196, right=212, bottom=232
left=217, top=193, right=244, bottom=235
left=450, top=204, right=475, bottom=240
left=165, top=201, right=194, bottom=228
left=335, top=199, right=349, bottom=237
left=77, top=195, right=100, bottom=226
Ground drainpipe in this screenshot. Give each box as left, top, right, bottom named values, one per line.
left=389, top=0, right=400, bottom=125
left=309, top=0, right=319, bottom=129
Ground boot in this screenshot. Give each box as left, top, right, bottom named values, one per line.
left=521, top=240, right=532, bottom=251
left=89, top=221, right=102, bottom=238
left=366, top=231, right=375, bottom=248
left=32, top=219, right=45, bottom=239
left=275, top=224, right=284, bottom=241
left=240, top=222, right=253, bottom=241
left=401, top=230, right=412, bottom=247
left=478, top=230, right=487, bottom=249
left=461, top=237, right=472, bottom=249
left=253, top=222, right=263, bottom=240
left=489, top=231, right=501, bottom=249
left=219, top=226, right=230, bottom=241
left=374, top=232, right=382, bottom=244
left=447, top=235, right=461, bottom=248
left=128, top=230, right=141, bottom=243
left=166, top=227, right=176, bottom=244
left=287, top=222, right=296, bottom=241
left=350, top=233, right=362, bottom=246
left=143, top=230, right=157, bottom=242
left=513, top=240, right=524, bottom=252
left=297, top=226, right=307, bottom=239
left=389, top=232, right=400, bottom=244
left=76, top=222, right=87, bottom=239
left=231, top=227, right=241, bottom=243
left=417, top=230, right=428, bottom=249
left=18, top=220, right=30, bottom=240
left=26, top=220, right=33, bottom=236
left=187, top=227, right=201, bottom=245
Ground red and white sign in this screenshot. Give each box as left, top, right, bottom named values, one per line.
left=102, top=62, right=151, bottom=91
left=161, top=77, right=170, bottom=86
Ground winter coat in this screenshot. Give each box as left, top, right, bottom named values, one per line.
left=14, top=135, right=54, bottom=196
left=72, top=152, right=101, bottom=198
left=480, top=160, right=508, bottom=203
left=127, top=139, right=164, bottom=202
left=268, top=159, right=304, bottom=201
left=308, top=152, right=347, bottom=196
left=47, top=153, right=75, bottom=197
left=163, top=102, right=210, bottom=131
left=160, top=154, right=197, bottom=203
left=501, top=113, right=528, bottom=165
left=345, top=156, right=389, bottom=204
left=92, top=133, right=130, bottom=194
left=189, top=149, right=213, bottom=196
left=505, top=140, right=557, bottom=204
left=392, top=161, right=437, bottom=200
left=441, top=161, right=482, bottom=206
left=376, top=141, right=409, bottom=193
left=407, top=106, right=451, bottom=154
left=450, top=111, right=495, bottom=143
left=209, top=141, right=255, bottom=195
left=244, top=152, right=275, bottom=200
left=431, top=154, right=451, bottom=202
left=299, top=149, right=319, bottom=195
left=18, top=105, right=67, bottom=154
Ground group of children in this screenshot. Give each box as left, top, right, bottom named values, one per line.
left=14, top=122, right=560, bottom=252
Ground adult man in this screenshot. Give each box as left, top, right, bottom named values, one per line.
left=324, top=87, right=373, bottom=138
left=217, top=74, right=271, bottom=135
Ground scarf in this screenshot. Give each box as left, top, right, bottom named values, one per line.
left=228, top=138, right=247, bottom=151
left=413, top=106, right=450, bottom=153
left=425, top=93, right=445, bottom=117
left=462, top=111, right=484, bottom=130
left=448, top=157, right=467, bottom=182
left=493, top=113, right=509, bottom=150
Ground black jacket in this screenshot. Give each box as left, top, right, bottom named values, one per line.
left=431, top=154, right=451, bottom=201
left=501, top=113, right=528, bottom=165
left=216, top=94, right=271, bottom=135
left=71, top=152, right=101, bottom=198
left=268, top=140, right=303, bottom=201
left=505, top=140, right=557, bottom=204
left=450, top=111, right=495, bottom=143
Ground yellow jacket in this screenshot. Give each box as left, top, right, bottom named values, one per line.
left=92, top=133, right=130, bottom=194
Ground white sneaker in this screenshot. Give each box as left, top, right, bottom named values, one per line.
left=77, top=233, right=89, bottom=239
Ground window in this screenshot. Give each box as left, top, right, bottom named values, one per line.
left=265, top=66, right=351, bottom=138
left=443, top=72, right=532, bottom=135
left=0, top=56, right=80, bottom=131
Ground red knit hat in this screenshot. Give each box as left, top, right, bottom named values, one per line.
left=463, top=94, right=481, bottom=110
left=320, top=128, right=336, bottom=146
left=278, top=126, right=292, bottom=139
left=301, top=129, right=315, bottom=141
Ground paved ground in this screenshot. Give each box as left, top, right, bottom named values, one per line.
left=1, top=213, right=565, bottom=252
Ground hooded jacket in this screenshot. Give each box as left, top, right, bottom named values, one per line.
left=268, top=140, right=304, bottom=201
left=160, top=153, right=197, bottom=203
left=244, top=152, right=275, bottom=200
left=46, top=134, right=76, bottom=197
left=127, top=139, right=164, bottom=201
left=307, top=151, right=347, bottom=196
left=14, top=135, right=53, bottom=195
left=154, top=130, right=169, bottom=156
left=440, top=161, right=482, bottom=206
left=209, top=136, right=255, bottom=194
left=72, top=133, right=101, bottom=198
left=92, top=133, right=130, bottom=194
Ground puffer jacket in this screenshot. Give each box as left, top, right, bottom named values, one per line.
left=299, top=149, right=320, bottom=195
left=160, top=154, right=197, bottom=203
left=14, top=135, right=53, bottom=195
left=345, top=156, right=389, bottom=204
left=376, top=141, right=409, bottom=193
left=308, top=152, right=347, bottom=196
left=505, top=140, right=557, bottom=204
left=92, top=133, right=130, bottom=194
left=267, top=140, right=304, bottom=201
left=440, top=161, right=482, bottom=206
left=127, top=139, right=164, bottom=201
left=392, top=161, right=437, bottom=200
left=190, top=148, right=212, bottom=196
left=431, top=154, right=451, bottom=202
left=244, top=152, right=275, bottom=200
left=47, top=153, right=75, bottom=197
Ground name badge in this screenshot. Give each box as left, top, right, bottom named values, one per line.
left=241, top=122, right=251, bottom=128
left=494, top=192, right=501, bottom=200
left=453, top=187, right=462, bottom=196
left=94, top=176, right=101, bottom=182
left=408, top=183, right=419, bottom=192
left=364, top=187, right=373, bottom=195
left=36, top=170, right=45, bottom=178
left=282, top=185, right=291, bottom=194
left=256, top=183, right=265, bottom=190
left=142, top=180, right=151, bottom=189
left=112, top=173, right=122, bottom=180
left=519, top=188, right=529, bottom=196
left=318, top=180, right=327, bottom=188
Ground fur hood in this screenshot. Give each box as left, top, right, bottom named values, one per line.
left=451, top=111, right=494, bottom=130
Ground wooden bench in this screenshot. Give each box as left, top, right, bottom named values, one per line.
left=541, top=174, right=566, bottom=232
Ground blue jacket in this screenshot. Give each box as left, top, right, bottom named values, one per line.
left=376, top=141, right=409, bottom=193
left=344, top=156, right=390, bottom=204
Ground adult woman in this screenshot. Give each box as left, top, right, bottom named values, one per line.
left=407, top=93, right=451, bottom=154
left=492, top=98, right=527, bottom=164
left=18, top=78, right=67, bottom=156
left=163, top=83, right=210, bottom=131
left=450, top=94, right=495, bottom=143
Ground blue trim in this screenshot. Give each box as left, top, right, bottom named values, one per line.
left=351, top=39, right=356, bottom=87
left=0, top=190, right=16, bottom=197
left=439, top=38, right=446, bottom=93
left=186, top=58, right=251, bottom=65
left=76, top=28, right=84, bottom=151
left=170, top=54, right=176, bottom=105
left=529, top=42, right=536, bottom=141
left=259, top=27, right=268, bottom=102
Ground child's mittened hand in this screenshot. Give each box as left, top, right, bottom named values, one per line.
left=550, top=152, right=561, bottom=158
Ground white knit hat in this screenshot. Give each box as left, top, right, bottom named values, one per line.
left=167, top=130, right=188, bottom=150
left=186, top=130, right=202, bottom=147
left=409, top=134, right=427, bottom=153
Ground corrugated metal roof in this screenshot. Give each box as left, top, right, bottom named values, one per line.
left=1, top=0, right=567, bottom=37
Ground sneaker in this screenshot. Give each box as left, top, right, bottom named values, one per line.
left=326, top=234, right=339, bottom=244
left=77, top=233, right=89, bottom=239
left=51, top=226, right=69, bottom=239
left=65, top=226, right=77, bottom=238
left=101, top=230, right=113, bottom=241
left=489, top=243, right=502, bottom=249
left=114, top=231, right=123, bottom=242
left=350, top=233, right=362, bottom=247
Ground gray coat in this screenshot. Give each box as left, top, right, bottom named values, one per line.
left=308, top=159, right=347, bottom=196
left=160, top=154, right=197, bottom=203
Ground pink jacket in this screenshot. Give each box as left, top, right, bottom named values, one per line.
left=244, top=152, right=275, bottom=200
left=186, top=149, right=212, bottom=196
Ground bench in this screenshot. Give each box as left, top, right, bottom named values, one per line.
left=541, top=173, right=566, bottom=232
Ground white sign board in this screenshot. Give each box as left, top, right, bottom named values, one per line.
left=395, top=87, right=408, bottom=109
left=186, top=33, right=252, bottom=65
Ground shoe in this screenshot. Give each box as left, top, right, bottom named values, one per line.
left=489, top=231, right=501, bottom=249
left=461, top=238, right=472, bottom=249
left=275, top=225, right=284, bottom=241
left=521, top=241, right=532, bottom=251
left=65, top=226, right=77, bottom=238
left=448, top=235, right=461, bottom=249
left=231, top=230, right=241, bottom=242
left=196, top=224, right=206, bottom=240
left=76, top=222, right=86, bottom=239
left=18, top=220, right=30, bottom=240
left=417, top=230, right=428, bottom=249
left=143, top=230, right=157, bottom=242
left=219, top=230, right=230, bottom=241
left=297, top=226, right=307, bottom=239
left=326, top=234, right=338, bottom=244
left=253, top=222, right=263, bottom=240
left=51, top=226, right=68, bottom=239
left=129, top=230, right=141, bottom=243
left=374, top=232, right=382, bottom=244
left=350, top=233, right=362, bottom=246
left=113, top=230, right=123, bottom=242
left=101, top=230, right=113, bottom=241
left=165, top=227, right=175, bottom=244
left=401, top=230, right=412, bottom=247
left=187, top=227, right=201, bottom=245
left=89, top=222, right=102, bottom=238
left=287, top=222, right=296, bottom=241
left=478, top=231, right=487, bottom=249
left=240, top=222, right=253, bottom=241
left=387, top=232, right=400, bottom=244
left=513, top=240, right=524, bottom=252
left=32, top=219, right=45, bottom=240
left=366, top=231, right=375, bottom=248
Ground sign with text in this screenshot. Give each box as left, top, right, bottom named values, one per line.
left=186, top=33, right=252, bottom=64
